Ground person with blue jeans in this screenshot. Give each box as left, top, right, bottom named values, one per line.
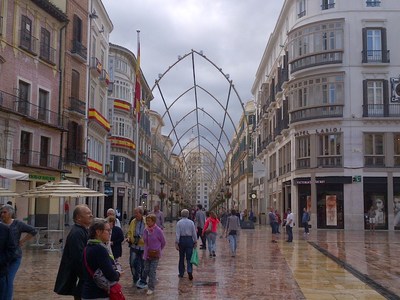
left=302, top=207, right=310, bottom=235
left=0, top=205, right=37, bottom=300
left=268, top=207, right=278, bottom=243
left=127, top=206, right=146, bottom=288
left=175, top=209, right=197, bottom=280
left=0, top=222, right=17, bottom=300
left=225, top=209, right=241, bottom=257
left=286, top=208, right=294, bottom=242
left=202, top=211, right=220, bottom=257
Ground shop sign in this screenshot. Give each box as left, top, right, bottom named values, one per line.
left=29, top=174, right=55, bottom=181
left=295, top=127, right=342, bottom=137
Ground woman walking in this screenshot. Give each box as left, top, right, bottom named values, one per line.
left=202, top=211, right=220, bottom=257
left=0, top=204, right=37, bottom=300
left=81, top=218, right=122, bottom=300
left=225, top=209, right=241, bottom=257
left=107, top=216, right=124, bottom=261
left=142, top=214, right=166, bottom=295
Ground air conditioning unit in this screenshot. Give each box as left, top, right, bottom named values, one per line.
left=391, top=77, right=400, bottom=102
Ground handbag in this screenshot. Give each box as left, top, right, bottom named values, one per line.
left=83, top=248, right=126, bottom=300
left=147, top=249, right=160, bottom=260
left=228, top=230, right=237, bottom=235
left=190, top=248, right=199, bottom=266
left=204, top=221, right=212, bottom=234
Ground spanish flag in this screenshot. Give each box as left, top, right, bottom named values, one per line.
left=134, top=31, right=141, bottom=122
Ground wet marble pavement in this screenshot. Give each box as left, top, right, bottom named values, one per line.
left=14, top=224, right=400, bottom=299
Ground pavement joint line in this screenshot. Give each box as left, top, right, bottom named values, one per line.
left=308, top=241, right=400, bottom=300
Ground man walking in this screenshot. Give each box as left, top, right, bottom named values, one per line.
left=268, top=207, right=278, bottom=243
left=152, top=203, right=165, bottom=230
left=127, top=206, right=146, bottom=288
left=175, top=209, right=197, bottom=280
left=54, top=204, right=93, bottom=300
left=194, top=204, right=206, bottom=249
left=286, top=208, right=294, bottom=243
left=302, top=207, right=310, bottom=236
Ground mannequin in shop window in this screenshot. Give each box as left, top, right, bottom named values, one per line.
left=374, top=197, right=385, bottom=225
left=393, top=196, right=400, bottom=227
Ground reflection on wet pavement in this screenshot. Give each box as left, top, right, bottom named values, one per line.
left=14, top=224, right=399, bottom=299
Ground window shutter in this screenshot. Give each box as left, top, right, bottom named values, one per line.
left=362, top=28, right=367, bottom=63
left=383, top=80, right=389, bottom=116
left=381, top=28, right=388, bottom=62
left=362, top=80, right=368, bottom=117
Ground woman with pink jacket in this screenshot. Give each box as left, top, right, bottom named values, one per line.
left=202, top=211, right=220, bottom=257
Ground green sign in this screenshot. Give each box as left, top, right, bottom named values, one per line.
left=29, top=174, right=56, bottom=181
left=352, top=175, right=362, bottom=183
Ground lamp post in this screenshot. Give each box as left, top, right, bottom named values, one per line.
left=169, top=188, right=174, bottom=223
left=159, top=180, right=165, bottom=212
left=225, top=181, right=231, bottom=210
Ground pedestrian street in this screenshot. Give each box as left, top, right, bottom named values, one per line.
left=14, top=223, right=400, bottom=299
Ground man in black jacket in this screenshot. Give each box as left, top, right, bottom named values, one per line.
left=0, top=222, right=17, bottom=300
left=54, top=204, right=93, bottom=300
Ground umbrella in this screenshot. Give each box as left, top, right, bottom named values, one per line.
left=0, top=187, right=19, bottom=197
left=20, top=179, right=105, bottom=250
left=0, top=167, right=28, bottom=180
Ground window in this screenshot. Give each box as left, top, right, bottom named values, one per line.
left=38, top=89, right=49, bottom=121
left=40, top=136, right=50, bottom=167
left=296, top=136, right=310, bottom=169
left=364, top=133, right=385, bottom=166
left=71, top=70, right=80, bottom=99
left=20, top=131, right=31, bottom=165
left=72, top=15, right=82, bottom=43
left=317, top=134, right=342, bottom=167
left=40, top=28, right=51, bottom=61
left=394, top=134, right=400, bottom=166
left=119, top=157, right=125, bottom=173
left=18, top=80, right=30, bottom=114
left=362, top=28, right=388, bottom=63
left=366, top=0, right=381, bottom=7
left=113, top=117, right=133, bottom=139
left=362, top=79, right=388, bottom=117
left=297, top=0, right=306, bottom=18
left=20, top=15, right=33, bottom=52
left=321, top=0, right=335, bottom=10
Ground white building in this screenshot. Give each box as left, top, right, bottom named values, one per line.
left=252, top=0, right=400, bottom=230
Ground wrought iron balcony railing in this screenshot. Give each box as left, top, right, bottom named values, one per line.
left=13, top=149, right=62, bottom=170
left=19, top=30, right=38, bottom=55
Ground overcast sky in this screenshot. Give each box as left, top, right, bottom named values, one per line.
left=102, top=0, right=285, bottom=177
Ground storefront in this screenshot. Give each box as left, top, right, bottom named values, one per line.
left=363, top=177, right=388, bottom=230
left=394, top=178, right=400, bottom=230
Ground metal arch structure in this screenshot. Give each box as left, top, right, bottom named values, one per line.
left=147, top=49, right=250, bottom=200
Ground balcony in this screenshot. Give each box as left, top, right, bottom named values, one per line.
left=363, top=104, right=400, bottom=117
left=290, top=51, right=343, bottom=74
left=321, top=2, right=335, bottom=10
left=0, top=90, right=65, bottom=129
left=39, top=43, right=56, bottom=65
left=19, top=30, right=38, bottom=55
left=317, top=156, right=342, bottom=168
left=65, top=148, right=87, bottom=165
left=362, top=50, right=390, bottom=63
left=364, top=156, right=385, bottom=167
left=298, top=10, right=306, bottom=18
left=100, top=69, right=110, bottom=87
left=13, top=149, right=62, bottom=170
left=90, top=57, right=102, bottom=76
left=290, top=105, right=343, bottom=123
left=69, top=96, right=86, bottom=115
left=366, top=0, right=380, bottom=7
left=296, top=158, right=310, bottom=169
left=71, top=39, right=87, bottom=61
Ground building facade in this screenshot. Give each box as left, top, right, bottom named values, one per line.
left=252, top=0, right=400, bottom=230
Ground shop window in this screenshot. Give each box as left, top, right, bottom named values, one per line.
left=366, top=0, right=381, bottom=7
left=364, top=133, right=385, bottom=167
left=316, top=183, right=344, bottom=229
left=364, top=177, right=387, bottom=230
left=394, top=134, right=400, bottom=166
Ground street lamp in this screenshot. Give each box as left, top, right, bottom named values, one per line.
left=225, top=180, right=231, bottom=210
left=169, top=188, right=174, bottom=223
left=159, top=180, right=165, bottom=212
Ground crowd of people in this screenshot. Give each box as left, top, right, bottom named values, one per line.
left=1, top=199, right=316, bottom=299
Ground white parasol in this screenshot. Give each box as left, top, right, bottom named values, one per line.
left=0, top=167, right=29, bottom=180
left=20, top=179, right=105, bottom=249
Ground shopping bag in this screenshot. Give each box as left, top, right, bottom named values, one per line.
left=190, top=248, right=199, bottom=266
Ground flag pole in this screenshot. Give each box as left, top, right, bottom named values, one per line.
left=134, top=30, right=140, bottom=208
